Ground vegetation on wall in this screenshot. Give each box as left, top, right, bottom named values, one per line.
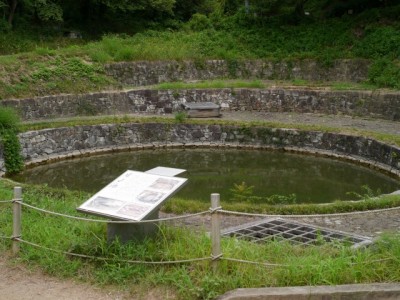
left=0, top=107, right=23, bottom=174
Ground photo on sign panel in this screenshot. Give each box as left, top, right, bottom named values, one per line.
left=137, top=190, right=165, bottom=204
left=87, top=196, right=125, bottom=211
left=149, top=178, right=180, bottom=191
left=117, top=203, right=149, bottom=218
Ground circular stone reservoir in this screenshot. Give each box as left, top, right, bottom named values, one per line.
left=11, top=149, right=400, bottom=204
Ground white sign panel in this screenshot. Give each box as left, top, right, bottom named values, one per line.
left=77, top=170, right=187, bottom=221
left=145, top=167, right=186, bottom=177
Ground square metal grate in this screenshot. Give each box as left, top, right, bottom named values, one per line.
left=222, top=218, right=372, bottom=249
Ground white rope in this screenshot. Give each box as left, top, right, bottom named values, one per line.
left=211, top=253, right=223, bottom=261
left=220, top=206, right=400, bottom=219
left=209, top=206, right=222, bottom=214
left=20, top=202, right=209, bottom=223
left=350, top=258, right=394, bottom=266
left=223, top=257, right=394, bottom=268
left=222, top=257, right=289, bottom=267
left=0, top=200, right=13, bottom=204
left=16, top=238, right=211, bottom=265
left=13, top=238, right=396, bottom=269
left=0, top=235, right=11, bottom=240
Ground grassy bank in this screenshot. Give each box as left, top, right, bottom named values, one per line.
left=0, top=5, right=400, bottom=100
left=0, top=181, right=400, bottom=299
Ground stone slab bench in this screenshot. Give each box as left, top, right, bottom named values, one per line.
left=182, top=102, right=221, bottom=118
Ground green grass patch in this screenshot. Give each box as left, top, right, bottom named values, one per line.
left=1, top=181, right=400, bottom=299
left=1, top=14, right=400, bottom=99
left=164, top=194, right=400, bottom=215
left=156, top=80, right=266, bottom=90
left=0, top=53, right=116, bottom=100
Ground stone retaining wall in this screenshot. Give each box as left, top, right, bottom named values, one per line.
left=104, top=59, right=370, bottom=86
left=2, top=88, right=400, bottom=121
left=2, top=123, right=398, bottom=176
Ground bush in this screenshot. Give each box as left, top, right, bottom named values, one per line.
left=354, top=26, right=400, bottom=59
left=368, top=58, right=400, bottom=89
left=187, top=13, right=213, bottom=31
left=1, top=129, right=24, bottom=174
left=0, top=106, right=20, bottom=130
left=0, top=107, right=23, bottom=174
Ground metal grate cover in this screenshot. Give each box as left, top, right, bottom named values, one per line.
left=222, top=218, right=372, bottom=249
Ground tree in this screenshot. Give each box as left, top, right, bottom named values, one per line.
left=1, top=0, right=18, bottom=26
left=1, top=0, right=63, bottom=27
left=92, top=0, right=175, bottom=14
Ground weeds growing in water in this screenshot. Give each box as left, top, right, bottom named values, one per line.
left=346, top=185, right=382, bottom=200
left=230, top=181, right=254, bottom=200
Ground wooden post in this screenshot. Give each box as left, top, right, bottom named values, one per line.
left=211, top=193, right=221, bottom=272
left=12, top=186, right=22, bottom=255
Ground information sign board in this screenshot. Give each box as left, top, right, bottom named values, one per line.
left=77, top=170, right=187, bottom=221
left=145, top=167, right=186, bottom=177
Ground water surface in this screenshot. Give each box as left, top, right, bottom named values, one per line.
left=11, top=149, right=400, bottom=203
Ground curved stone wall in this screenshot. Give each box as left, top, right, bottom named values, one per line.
left=2, top=88, right=400, bottom=121
left=5, top=123, right=399, bottom=177
left=104, top=59, right=370, bottom=86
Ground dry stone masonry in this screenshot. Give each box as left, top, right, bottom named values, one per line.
left=0, top=59, right=399, bottom=175
left=2, top=88, right=400, bottom=121
left=104, top=59, right=370, bottom=85
left=1, top=123, right=398, bottom=177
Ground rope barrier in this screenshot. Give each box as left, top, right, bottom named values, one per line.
left=16, top=238, right=211, bottom=265
left=211, top=253, right=223, bottom=261
left=220, top=206, right=400, bottom=219
left=20, top=202, right=209, bottom=223
left=209, top=206, right=222, bottom=214
left=13, top=237, right=397, bottom=269
left=222, top=257, right=289, bottom=267
left=0, top=200, right=13, bottom=204
left=0, top=235, right=11, bottom=240
left=349, top=258, right=394, bottom=266
left=223, top=257, right=395, bottom=268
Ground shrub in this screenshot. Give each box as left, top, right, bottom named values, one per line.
left=187, top=13, right=213, bottom=31
left=0, top=107, right=20, bottom=130
left=1, top=129, right=24, bottom=174
left=0, top=107, right=23, bottom=174
left=354, top=26, right=400, bottom=59
left=368, top=58, right=400, bottom=89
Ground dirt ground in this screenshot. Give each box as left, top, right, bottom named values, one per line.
left=1, top=111, right=399, bottom=300
left=0, top=256, right=128, bottom=300
left=0, top=255, right=179, bottom=300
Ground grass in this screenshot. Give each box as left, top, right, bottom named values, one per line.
left=147, top=78, right=396, bottom=92
left=164, top=194, right=400, bottom=215
left=0, top=8, right=399, bottom=296
left=156, top=80, right=266, bottom=90
left=1, top=181, right=400, bottom=299
left=1, top=10, right=400, bottom=99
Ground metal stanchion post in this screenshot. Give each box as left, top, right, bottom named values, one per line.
left=12, top=186, right=22, bottom=255
left=211, top=193, right=222, bottom=272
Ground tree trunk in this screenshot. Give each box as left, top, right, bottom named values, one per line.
left=294, top=0, right=309, bottom=17
left=244, top=0, right=249, bottom=13
left=7, top=0, right=18, bottom=27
